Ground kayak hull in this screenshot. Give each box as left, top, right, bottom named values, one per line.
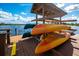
left=31, top=24, right=71, bottom=35
left=35, top=33, right=69, bottom=54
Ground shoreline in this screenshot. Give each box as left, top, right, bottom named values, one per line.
left=0, top=24, right=79, bottom=26
left=0, top=24, right=26, bottom=26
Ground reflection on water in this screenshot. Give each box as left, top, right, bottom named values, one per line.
left=71, top=26, right=79, bottom=34
left=0, top=25, right=79, bottom=36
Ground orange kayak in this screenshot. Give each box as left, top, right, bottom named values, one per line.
left=35, top=33, right=69, bottom=54
left=31, top=24, right=71, bottom=35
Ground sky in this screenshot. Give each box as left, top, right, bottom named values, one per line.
left=0, top=3, right=79, bottom=24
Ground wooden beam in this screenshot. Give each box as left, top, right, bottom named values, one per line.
left=42, top=6, right=45, bottom=24
left=61, top=20, right=77, bottom=22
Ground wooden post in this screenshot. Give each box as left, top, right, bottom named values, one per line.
left=42, top=6, right=45, bottom=24
left=36, top=13, right=38, bottom=24
left=0, top=32, right=6, bottom=56
left=7, top=29, right=10, bottom=45
left=60, top=17, right=62, bottom=24
left=0, top=29, right=11, bottom=45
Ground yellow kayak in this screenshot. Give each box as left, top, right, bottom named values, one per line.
left=31, top=24, right=71, bottom=35
left=35, top=33, right=69, bottom=54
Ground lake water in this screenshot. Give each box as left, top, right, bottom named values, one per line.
left=71, top=26, right=79, bottom=34
left=0, top=25, right=79, bottom=36
left=0, top=25, right=32, bottom=36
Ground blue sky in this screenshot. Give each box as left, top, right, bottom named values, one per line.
left=0, top=3, right=79, bottom=24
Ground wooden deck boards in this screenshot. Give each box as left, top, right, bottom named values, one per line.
left=16, top=38, right=39, bottom=56
left=10, top=35, right=22, bottom=43
left=7, top=35, right=79, bottom=56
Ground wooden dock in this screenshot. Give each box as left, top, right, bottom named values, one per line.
left=7, top=34, right=79, bottom=56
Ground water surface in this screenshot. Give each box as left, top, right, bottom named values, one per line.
left=0, top=25, right=31, bottom=36
left=0, top=25, right=79, bottom=36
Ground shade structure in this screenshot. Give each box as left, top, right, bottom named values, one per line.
left=31, top=18, right=77, bottom=23
left=31, top=3, right=67, bottom=18
left=31, top=18, right=58, bottom=23
left=24, top=24, right=36, bottom=29
left=32, top=18, right=59, bottom=23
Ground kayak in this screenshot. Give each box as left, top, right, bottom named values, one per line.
left=35, top=33, right=69, bottom=54
left=31, top=24, right=71, bottom=35
left=24, top=24, right=36, bottom=29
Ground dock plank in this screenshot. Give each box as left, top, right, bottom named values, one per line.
left=70, top=34, right=79, bottom=40
left=16, top=38, right=39, bottom=56
left=7, top=35, right=79, bottom=56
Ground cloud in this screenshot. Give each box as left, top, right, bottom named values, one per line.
left=25, top=17, right=35, bottom=21
left=14, top=14, right=35, bottom=21
left=64, top=4, right=79, bottom=12
left=38, top=15, right=43, bottom=18
left=0, top=10, right=35, bottom=24
left=0, top=10, right=13, bottom=19
left=55, top=3, right=65, bottom=8
left=20, top=12, right=27, bottom=15
left=63, top=15, right=77, bottom=20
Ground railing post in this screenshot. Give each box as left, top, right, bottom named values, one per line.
left=15, top=28, right=18, bottom=35
left=0, top=32, right=6, bottom=56
left=7, top=29, right=10, bottom=45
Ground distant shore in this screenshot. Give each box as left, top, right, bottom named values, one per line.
left=0, top=24, right=26, bottom=26
left=66, top=24, right=79, bottom=26
left=0, top=23, right=79, bottom=26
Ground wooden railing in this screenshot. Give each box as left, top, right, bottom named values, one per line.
left=0, top=28, right=11, bottom=45
left=0, top=28, right=17, bottom=56
left=0, top=32, right=7, bottom=56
